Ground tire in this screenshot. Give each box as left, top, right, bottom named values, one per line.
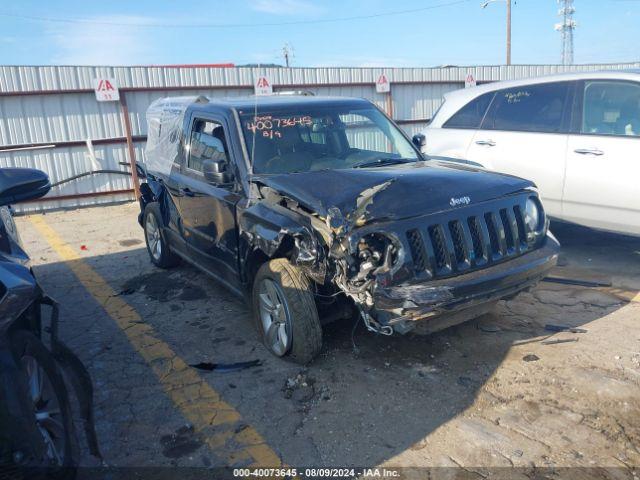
left=252, top=258, right=322, bottom=364
left=143, top=202, right=180, bottom=268
left=9, top=330, right=78, bottom=479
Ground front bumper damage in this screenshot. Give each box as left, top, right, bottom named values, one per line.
left=371, top=236, right=559, bottom=334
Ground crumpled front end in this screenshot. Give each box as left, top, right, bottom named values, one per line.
left=249, top=168, right=558, bottom=336
left=327, top=190, right=559, bottom=335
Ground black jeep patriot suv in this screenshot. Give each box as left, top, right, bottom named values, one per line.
left=138, top=95, right=559, bottom=363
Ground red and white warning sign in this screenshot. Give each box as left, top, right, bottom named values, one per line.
left=254, top=75, right=273, bottom=96
left=465, top=73, right=477, bottom=88
left=93, top=78, right=119, bottom=102
left=375, top=73, right=391, bottom=93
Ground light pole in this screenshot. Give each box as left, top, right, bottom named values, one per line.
left=481, top=0, right=512, bottom=66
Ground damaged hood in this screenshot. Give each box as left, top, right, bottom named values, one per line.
left=252, top=160, right=533, bottom=226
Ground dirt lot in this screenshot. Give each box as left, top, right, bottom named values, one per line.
left=15, top=203, right=640, bottom=478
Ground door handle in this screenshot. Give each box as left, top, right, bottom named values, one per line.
left=574, top=148, right=604, bottom=156
left=181, top=187, right=195, bottom=197
left=475, top=140, right=496, bottom=147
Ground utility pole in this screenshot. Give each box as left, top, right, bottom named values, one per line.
left=481, top=0, right=512, bottom=66
left=555, top=0, right=576, bottom=65
left=506, top=0, right=511, bottom=65
left=282, top=43, right=294, bottom=68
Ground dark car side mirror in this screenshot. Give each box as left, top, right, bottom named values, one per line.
left=412, top=133, right=426, bottom=149
left=203, top=159, right=234, bottom=185
left=0, top=168, right=51, bottom=206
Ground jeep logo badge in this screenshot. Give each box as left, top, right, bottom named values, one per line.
left=450, top=196, right=471, bottom=207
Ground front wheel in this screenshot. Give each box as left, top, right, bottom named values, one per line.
left=252, top=258, right=322, bottom=364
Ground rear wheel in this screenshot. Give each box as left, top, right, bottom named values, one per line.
left=10, top=331, right=78, bottom=479
left=252, top=258, right=322, bottom=364
left=143, top=203, right=180, bottom=268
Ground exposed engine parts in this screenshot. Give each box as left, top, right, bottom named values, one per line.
left=247, top=178, right=413, bottom=334
left=331, top=233, right=401, bottom=335
left=345, top=234, right=399, bottom=288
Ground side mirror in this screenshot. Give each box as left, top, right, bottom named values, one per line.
left=412, top=133, right=426, bottom=150
left=202, top=159, right=233, bottom=184
left=0, top=168, right=51, bottom=206
left=135, top=161, right=147, bottom=179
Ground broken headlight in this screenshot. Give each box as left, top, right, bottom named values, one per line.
left=352, top=233, right=403, bottom=283
left=524, top=196, right=545, bottom=241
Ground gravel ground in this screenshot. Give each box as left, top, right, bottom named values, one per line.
left=15, top=203, right=640, bottom=477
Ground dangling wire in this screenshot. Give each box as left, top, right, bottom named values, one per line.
left=351, top=314, right=361, bottom=355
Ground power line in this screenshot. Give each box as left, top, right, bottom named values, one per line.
left=0, top=0, right=471, bottom=29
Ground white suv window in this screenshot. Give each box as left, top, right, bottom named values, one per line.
left=482, top=82, right=570, bottom=133
left=582, top=81, right=640, bottom=137
left=443, top=92, right=494, bottom=129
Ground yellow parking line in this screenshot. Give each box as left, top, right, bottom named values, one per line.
left=28, top=215, right=281, bottom=467
left=599, top=286, right=640, bottom=304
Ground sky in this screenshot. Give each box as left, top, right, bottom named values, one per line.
left=0, top=0, right=638, bottom=67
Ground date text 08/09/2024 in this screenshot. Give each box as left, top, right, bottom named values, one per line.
left=233, top=468, right=400, bottom=478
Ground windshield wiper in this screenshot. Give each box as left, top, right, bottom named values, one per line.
left=351, top=157, right=415, bottom=169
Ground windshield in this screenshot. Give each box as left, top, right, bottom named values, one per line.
left=239, top=105, right=420, bottom=174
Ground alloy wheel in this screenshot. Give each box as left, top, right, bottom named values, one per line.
left=257, top=278, right=293, bottom=356
left=145, top=213, right=162, bottom=261
left=20, top=355, right=66, bottom=465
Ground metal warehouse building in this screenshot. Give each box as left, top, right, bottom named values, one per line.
left=1, top=62, right=639, bottom=212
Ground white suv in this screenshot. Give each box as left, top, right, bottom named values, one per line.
left=421, top=71, right=640, bottom=236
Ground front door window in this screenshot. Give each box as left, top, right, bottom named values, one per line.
left=582, top=81, right=640, bottom=137
left=188, top=119, right=229, bottom=174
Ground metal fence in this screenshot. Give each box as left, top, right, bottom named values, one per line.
left=1, top=62, right=639, bottom=212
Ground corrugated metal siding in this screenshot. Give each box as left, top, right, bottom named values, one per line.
left=3, top=63, right=640, bottom=93
left=392, top=83, right=461, bottom=120
left=2, top=62, right=639, bottom=212
left=0, top=142, right=140, bottom=213
left=0, top=93, right=124, bottom=145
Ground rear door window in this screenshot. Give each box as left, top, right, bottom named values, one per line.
left=481, top=82, right=570, bottom=133
left=443, top=92, right=494, bottom=129
left=581, top=81, right=640, bottom=136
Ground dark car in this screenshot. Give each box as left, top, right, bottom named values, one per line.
left=138, top=95, right=559, bottom=363
left=0, top=168, right=99, bottom=478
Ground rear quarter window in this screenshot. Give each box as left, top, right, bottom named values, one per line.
left=443, top=92, right=494, bottom=129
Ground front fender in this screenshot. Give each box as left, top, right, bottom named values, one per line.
left=238, top=201, right=326, bottom=283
